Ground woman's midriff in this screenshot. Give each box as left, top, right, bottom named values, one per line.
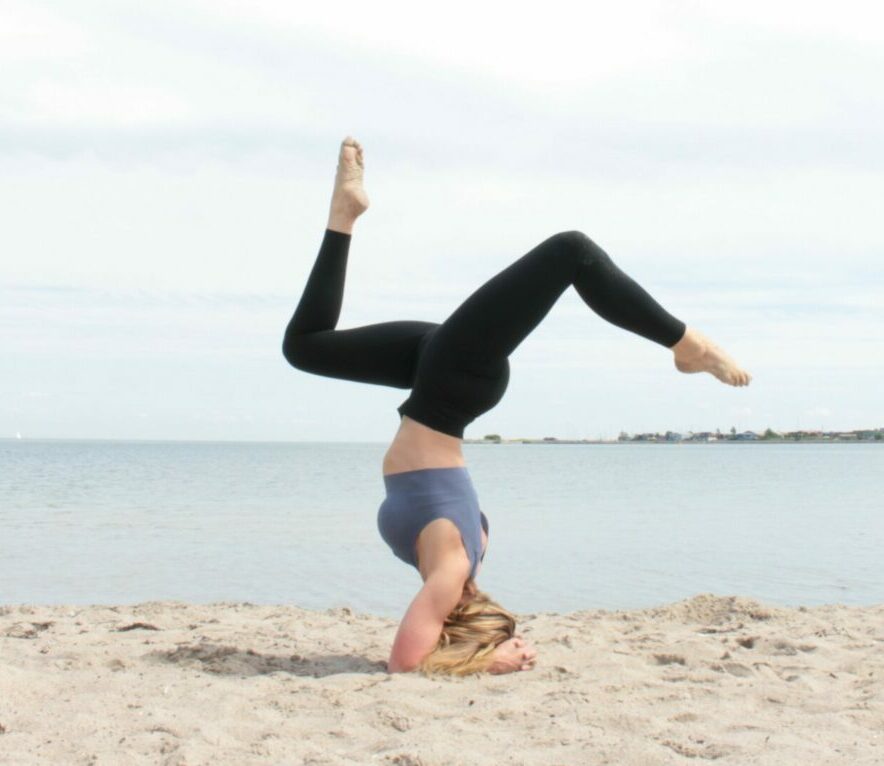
left=382, top=415, right=466, bottom=476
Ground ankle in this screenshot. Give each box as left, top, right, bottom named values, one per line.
left=672, top=327, right=704, bottom=358
left=327, top=209, right=356, bottom=235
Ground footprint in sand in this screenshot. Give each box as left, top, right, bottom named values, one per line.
left=709, top=661, right=754, bottom=677
left=661, top=737, right=734, bottom=760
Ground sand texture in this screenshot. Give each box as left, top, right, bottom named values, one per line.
left=1, top=594, right=883, bottom=765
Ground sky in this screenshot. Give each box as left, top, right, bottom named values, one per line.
left=2, top=0, right=882, bottom=442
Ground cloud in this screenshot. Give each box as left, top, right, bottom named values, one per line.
left=2, top=1, right=882, bottom=439
left=2, top=1, right=883, bottom=174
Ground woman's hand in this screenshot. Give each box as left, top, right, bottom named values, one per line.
left=487, top=636, right=537, bottom=674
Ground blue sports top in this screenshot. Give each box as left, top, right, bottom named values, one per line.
left=377, top=466, right=489, bottom=580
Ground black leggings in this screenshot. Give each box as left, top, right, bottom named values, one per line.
left=282, top=229, right=686, bottom=438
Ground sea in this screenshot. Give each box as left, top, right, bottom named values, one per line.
left=1, top=439, right=881, bottom=618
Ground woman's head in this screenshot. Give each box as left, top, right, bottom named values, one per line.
left=417, top=582, right=516, bottom=677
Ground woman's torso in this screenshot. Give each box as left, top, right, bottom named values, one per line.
left=382, top=415, right=466, bottom=476
left=381, top=416, right=489, bottom=580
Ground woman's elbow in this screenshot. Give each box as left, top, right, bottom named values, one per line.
left=386, top=657, right=415, bottom=674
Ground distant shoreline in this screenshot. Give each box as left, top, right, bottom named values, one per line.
left=2, top=433, right=882, bottom=445
left=466, top=428, right=883, bottom=445
left=464, top=438, right=882, bottom=444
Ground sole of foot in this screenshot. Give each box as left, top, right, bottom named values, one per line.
left=672, top=328, right=752, bottom=387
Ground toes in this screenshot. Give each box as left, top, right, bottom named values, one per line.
left=339, top=136, right=365, bottom=167
left=730, top=369, right=750, bottom=386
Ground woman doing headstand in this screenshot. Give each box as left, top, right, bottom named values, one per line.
left=282, top=137, right=752, bottom=676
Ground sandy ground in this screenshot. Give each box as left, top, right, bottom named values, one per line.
left=1, top=593, right=882, bottom=765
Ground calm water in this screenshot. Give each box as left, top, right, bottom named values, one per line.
left=1, top=439, right=882, bottom=617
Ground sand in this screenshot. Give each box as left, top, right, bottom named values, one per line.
left=1, top=594, right=882, bottom=765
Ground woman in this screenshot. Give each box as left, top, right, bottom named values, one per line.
left=282, top=137, right=752, bottom=676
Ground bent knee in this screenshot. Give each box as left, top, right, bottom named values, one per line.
left=552, top=229, right=609, bottom=267
left=281, top=332, right=312, bottom=370
left=553, top=229, right=596, bottom=250
left=542, top=230, right=603, bottom=268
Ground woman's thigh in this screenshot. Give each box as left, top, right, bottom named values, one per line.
left=425, top=233, right=576, bottom=370
left=284, top=320, right=439, bottom=389
left=410, top=333, right=511, bottom=423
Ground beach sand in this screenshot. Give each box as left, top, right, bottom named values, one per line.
left=1, top=594, right=882, bottom=765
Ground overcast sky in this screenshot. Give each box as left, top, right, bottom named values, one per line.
left=2, top=0, right=882, bottom=441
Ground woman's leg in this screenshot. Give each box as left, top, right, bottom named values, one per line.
left=282, top=228, right=438, bottom=389
left=431, top=230, right=686, bottom=368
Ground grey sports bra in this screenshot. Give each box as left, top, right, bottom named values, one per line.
left=377, top=466, right=489, bottom=580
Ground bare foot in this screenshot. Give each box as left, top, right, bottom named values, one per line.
left=672, top=327, right=752, bottom=387
left=327, top=136, right=369, bottom=232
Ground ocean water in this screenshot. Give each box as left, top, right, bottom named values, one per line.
left=1, top=439, right=882, bottom=618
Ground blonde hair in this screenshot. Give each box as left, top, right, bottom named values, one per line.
left=417, top=584, right=517, bottom=677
